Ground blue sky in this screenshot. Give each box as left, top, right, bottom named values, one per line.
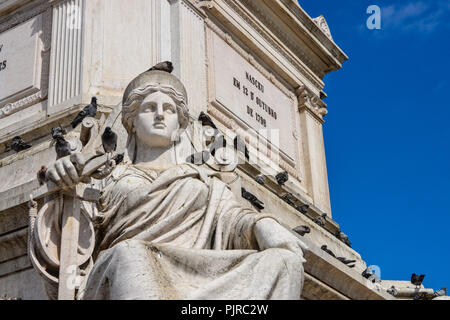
left=297, top=0, right=450, bottom=291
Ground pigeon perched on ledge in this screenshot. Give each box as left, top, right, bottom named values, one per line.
left=275, top=171, right=288, bottom=186
left=321, top=245, right=336, bottom=258
left=11, top=136, right=31, bottom=153
left=313, top=213, right=327, bottom=227
left=101, top=127, right=118, bottom=153
left=55, top=136, right=71, bottom=159
left=295, top=204, right=309, bottom=214
left=336, top=230, right=352, bottom=248
left=71, top=97, right=97, bottom=128
left=37, top=166, right=47, bottom=186
left=241, top=188, right=264, bottom=210
left=255, top=174, right=266, bottom=185
left=293, top=225, right=310, bottom=236
left=147, top=61, right=174, bottom=73
left=198, top=111, right=218, bottom=129
left=411, top=273, right=425, bottom=287
left=434, top=288, right=447, bottom=297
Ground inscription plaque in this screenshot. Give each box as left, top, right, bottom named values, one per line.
left=0, top=15, right=43, bottom=107
left=210, top=33, right=296, bottom=160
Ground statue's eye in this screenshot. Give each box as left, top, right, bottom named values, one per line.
left=164, top=104, right=175, bottom=114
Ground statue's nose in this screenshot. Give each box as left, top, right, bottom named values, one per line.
left=155, top=104, right=164, bottom=121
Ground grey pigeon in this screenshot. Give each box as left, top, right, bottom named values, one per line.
left=55, top=136, right=71, bottom=159
left=71, top=97, right=98, bottom=128
left=37, top=165, right=47, bottom=186
left=321, top=245, right=336, bottom=258
left=198, top=111, right=217, bottom=129
left=387, top=286, right=398, bottom=297
left=51, top=126, right=66, bottom=140
left=113, top=153, right=125, bottom=165
left=434, top=288, right=447, bottom=297
left=313, top=213, right=327, bottom=227
left=411, top=273, right=425, bottom=287
left=275, top=171, right=288, bottom=186
left=336, top=257, right=357, bottom=265
left=255, top=174, right=266, bottom=185
left=241, top=188, right=264, bottom=210
left=186, top=150, right=210, bottom=165
left=336, top=230, right=352, bottom=248
left=11, top=136, right=31, bottom=152
left=295, top=204, right=309, bottom=214
left=293, top=225, right=310, bottom=236
left=234, top=135, right=249, bottom=160
left=147, top=61, right=174, bottom=73
left=362, top=268, right=380, bottom=283
left=101, top=127, right=117, bottom=153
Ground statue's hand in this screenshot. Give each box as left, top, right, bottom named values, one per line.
left=254, top=218, right=308, bottom=260
left=46, top=152, right=86, bottom=188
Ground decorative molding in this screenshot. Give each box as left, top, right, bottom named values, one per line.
left=0, top=0, right=54, bottom=33
left=312, top=15, right=333, bottom=41
left=240, top=0, right=322, bottom=77
left=296, top=85, right=327, bottom=121
left=0, top=8, right=52, bottom=119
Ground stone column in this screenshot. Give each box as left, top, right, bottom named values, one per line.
left=297, top=86, right=332, bottom=216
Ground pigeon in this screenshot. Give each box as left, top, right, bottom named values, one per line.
left=11, top=136, right=31, bottom=153
left=293, top=225, right=310, bottom=236
left=186, top=150, right=211, bottom=165
left=55, top=136, right=71, bottom=159
left=336, top=230, right=352, bottom=248
left=295, top=204, right=309, bottom=214
left=198, top=111, right=217, bottom=129
left=281, top=192, right=297, bottom=206
left=37, top=166, right=47, bottom=186
left=411, top=273, right=425, bottom=287
left=51, top=126, right=67, bottom=140
left=336, top=257, right=357, bottom=265
left=147, top=61, right=174, bottom=73
left=313, top=213, right=327, bottom=227
left=321, top=245, right=336, bottom=258
left=113, top=153, right=125, bottom=165
left=71, top=97, right=98, bottom=128
left=255, top=174, right=266, bottom=185
left=275, top=171, right=288, bottom=186
left=362, top=267, right=380, bottom=283
left=101, top=127, right=117, bottom=153
left=241, top=188, right=264, bottom=210
left=387, top=286, right=398, bottom=297
left=234, top=135, right=249, bottom=160
left=434, top=288, right=447, bottom=297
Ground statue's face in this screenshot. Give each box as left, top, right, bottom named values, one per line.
left=134, top=91, right=180, bottom=148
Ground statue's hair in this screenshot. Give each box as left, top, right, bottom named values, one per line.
left=122, top=83, right=189, bottom=134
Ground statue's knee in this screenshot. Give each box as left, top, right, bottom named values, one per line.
left=269, top=249, right=305, bottom=271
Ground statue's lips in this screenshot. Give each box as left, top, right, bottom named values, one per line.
left=153, top=122, right=166, bottom=128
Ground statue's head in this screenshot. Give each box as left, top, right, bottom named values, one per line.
left=122, top=70, right=189, bottom=148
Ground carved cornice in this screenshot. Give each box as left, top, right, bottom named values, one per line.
left=240, top=0, right=322, bottom=77
left=312, top=15, right=333, bottom=41
left=296, top=85, right=328, bottom=121
left=0, top=0, right=56, bottom=33
left=217, top=0, right=323, bottom=90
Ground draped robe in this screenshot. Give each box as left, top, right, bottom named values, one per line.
left=76, top=163, right=305, bottom=300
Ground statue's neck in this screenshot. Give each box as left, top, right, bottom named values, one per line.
left=134, top=139, right=178, bottom=171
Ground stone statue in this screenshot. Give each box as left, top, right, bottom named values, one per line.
left=29, top=70, right=308, bottom=300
